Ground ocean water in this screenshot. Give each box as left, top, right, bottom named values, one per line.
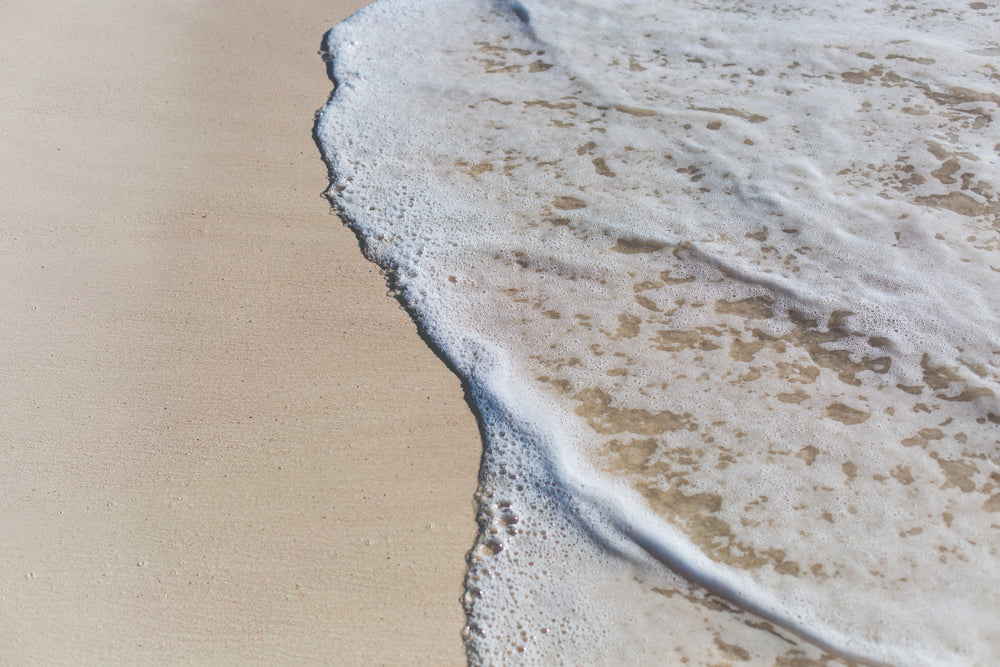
left=315, top=0, right=1000, bottom=663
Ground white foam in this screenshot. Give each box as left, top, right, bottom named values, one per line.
left=317, top=0, right=1000, bottom=663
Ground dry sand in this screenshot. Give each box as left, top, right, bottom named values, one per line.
left=0, top=0, right=480, bottom=663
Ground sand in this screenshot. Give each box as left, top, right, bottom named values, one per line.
left=0, top=0, right=480, bottom=663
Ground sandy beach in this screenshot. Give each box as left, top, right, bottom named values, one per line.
left=0, top=0, right=479, bottom=663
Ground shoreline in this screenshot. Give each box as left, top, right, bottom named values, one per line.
left=0, top=0, right=480, bottom=662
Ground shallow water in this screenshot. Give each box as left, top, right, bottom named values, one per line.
left=316, top=0, right=1000, bottom=663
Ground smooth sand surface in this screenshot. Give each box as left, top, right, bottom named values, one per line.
left=0, top=0, right=480, bottom=663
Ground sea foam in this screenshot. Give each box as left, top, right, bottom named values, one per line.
left=316, top=0, right=1000, bottom=663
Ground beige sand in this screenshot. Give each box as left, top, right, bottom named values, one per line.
left=0, top=0, right=479, bottom=663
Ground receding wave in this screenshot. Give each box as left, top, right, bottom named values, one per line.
left=316, top=0, right=1000, bottom=663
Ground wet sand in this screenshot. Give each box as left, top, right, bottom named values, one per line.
left=0, top=0, right=479, bottom=662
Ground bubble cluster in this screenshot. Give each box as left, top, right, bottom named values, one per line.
left=317, top=0, right=1000, bottom=663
